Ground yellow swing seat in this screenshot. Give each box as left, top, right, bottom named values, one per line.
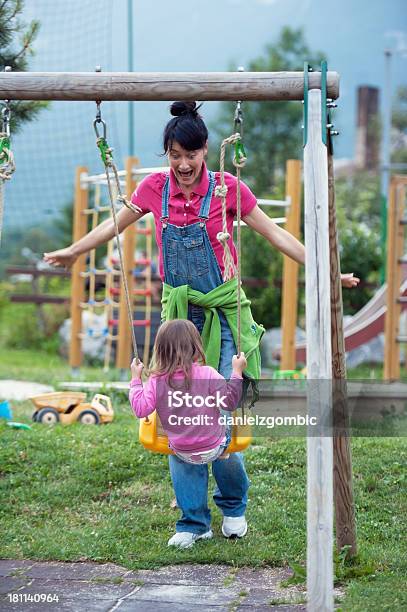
left=139, top=410, right=251, bottom=455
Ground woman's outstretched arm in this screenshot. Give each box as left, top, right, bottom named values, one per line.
left=43, top=205, right=144, bottom=268
left=242, top=205, right=359, bottom=288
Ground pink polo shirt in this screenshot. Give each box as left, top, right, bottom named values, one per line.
left=131, top=162, right=257, bottom=281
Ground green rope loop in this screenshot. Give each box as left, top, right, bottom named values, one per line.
left=96, top=136, right=113, bottom=167
left=0, top=135, right=11, bottom=164
left=234, top=138, right=247, bottom=166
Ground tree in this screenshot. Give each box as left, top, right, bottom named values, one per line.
left=0, top=0, right=48, bottom=132
left=209, top=27, right=324, bottom=196
left=335, top=171, right=382, bottom=313
left=391, top=85, right=407, bottom=166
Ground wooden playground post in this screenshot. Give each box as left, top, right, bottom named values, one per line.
left=281, top=159, right=301, bottom=370
left=304, top=88, right=333, bottom=611
left=384, top=177, right=399, bottom=380
left=69, top=167, right=88, bottom=370
left=116, top=157, right=138, bottom=370
left=384, top=176, right=407, bottom=380
left=328, top=145, right=357, bottom=557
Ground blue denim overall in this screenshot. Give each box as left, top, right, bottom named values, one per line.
left=161, top=171, right=250, bottom=535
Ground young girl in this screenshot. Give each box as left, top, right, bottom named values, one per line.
left=129, top=319, right=247, bottom=548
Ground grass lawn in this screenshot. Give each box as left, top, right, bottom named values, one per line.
left=0, top=349, right=406, bottom=610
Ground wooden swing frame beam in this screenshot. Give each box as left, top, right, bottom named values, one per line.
left=0, top=71, right=339, bottom=101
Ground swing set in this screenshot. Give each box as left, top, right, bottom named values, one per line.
left=0, top=64, right=355, bottom=611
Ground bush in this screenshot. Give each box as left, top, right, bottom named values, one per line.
left=0, top=300, right=68, bottom=353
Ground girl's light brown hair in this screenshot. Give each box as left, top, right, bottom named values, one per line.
left=148, top=319, right=206, bottom=389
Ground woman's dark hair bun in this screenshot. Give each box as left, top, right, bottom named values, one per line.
left=163, top=101, right=207, bottom=153
left=170, top=101, right=200, bottom=117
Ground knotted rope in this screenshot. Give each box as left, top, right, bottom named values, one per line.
left=216, top=132, right=247, bottom=354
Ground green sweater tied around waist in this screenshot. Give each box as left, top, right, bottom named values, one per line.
left=161, top=278, right=265, bottom=404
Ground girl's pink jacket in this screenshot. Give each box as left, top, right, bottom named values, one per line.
left=129, top=363, right=243, bottom=453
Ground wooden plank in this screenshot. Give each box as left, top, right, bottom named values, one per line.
left=0, top=71, right=340, bottom=102
left=304, top=89, right=334, bottom=612
left=328, top=145, right=357, bottom=557
left=69, top=167, right=88, bottom=369
left=393, top=181, right=406, bottom=375
left=116, top=157, right=138, bottom=370
left=384, top=178, right=397, bottom=379
left=6, top=266, right=71, bottom=278
left=10, top=294, right=69, bottom=305
left=280, top=159, right=301, bottom=369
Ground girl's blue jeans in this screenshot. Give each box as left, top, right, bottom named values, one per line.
left=168, top=310, right=250, bottom=535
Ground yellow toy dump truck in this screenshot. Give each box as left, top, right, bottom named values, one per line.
left=30, top=392, right=114, bottom=425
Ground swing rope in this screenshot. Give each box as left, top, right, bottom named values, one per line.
left=94, top=101, right=140, bottom=362
left=216, top=114, right=247, bottom=355
left=215, top=133, right=239, bottom=282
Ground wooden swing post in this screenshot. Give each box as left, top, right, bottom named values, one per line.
left=328, top=141, right=357, bottom=557
left=304, top=86, right=334, bottom=612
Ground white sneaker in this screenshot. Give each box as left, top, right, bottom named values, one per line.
left=167, top=529, right=213, bottom=549
left=222, top=516, right=248, bottom=538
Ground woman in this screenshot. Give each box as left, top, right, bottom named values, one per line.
left=44, top=101, right=359, bottom=548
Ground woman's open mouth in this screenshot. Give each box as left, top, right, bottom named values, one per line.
left=178, top=170, right=194, bottom=180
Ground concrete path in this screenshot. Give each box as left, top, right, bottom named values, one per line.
left=0, top=560, right=309, bottom=611
left=0, top=381, right=54, bottom=401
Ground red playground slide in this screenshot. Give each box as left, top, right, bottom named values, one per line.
left=275, top=279, right=407, bottom=363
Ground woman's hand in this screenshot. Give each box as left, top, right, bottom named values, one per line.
left=131, top=358, right=144, bottom=379
left=43, top=246, right=78, bottom=269
left=341, top=273, right=360, bottom=288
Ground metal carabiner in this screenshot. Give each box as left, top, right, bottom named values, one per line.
left=93, top=100, right=107, bottom=139
left=234, top=101, right=243, bottom=138
left=1, top=102, right=11, bottom=137
left=233, top=100, right=246, bottom=165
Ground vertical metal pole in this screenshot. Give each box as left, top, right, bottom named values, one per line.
left=380, top=49, right=392, bottom=283
left=128, top=0, right=135, bottom=156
